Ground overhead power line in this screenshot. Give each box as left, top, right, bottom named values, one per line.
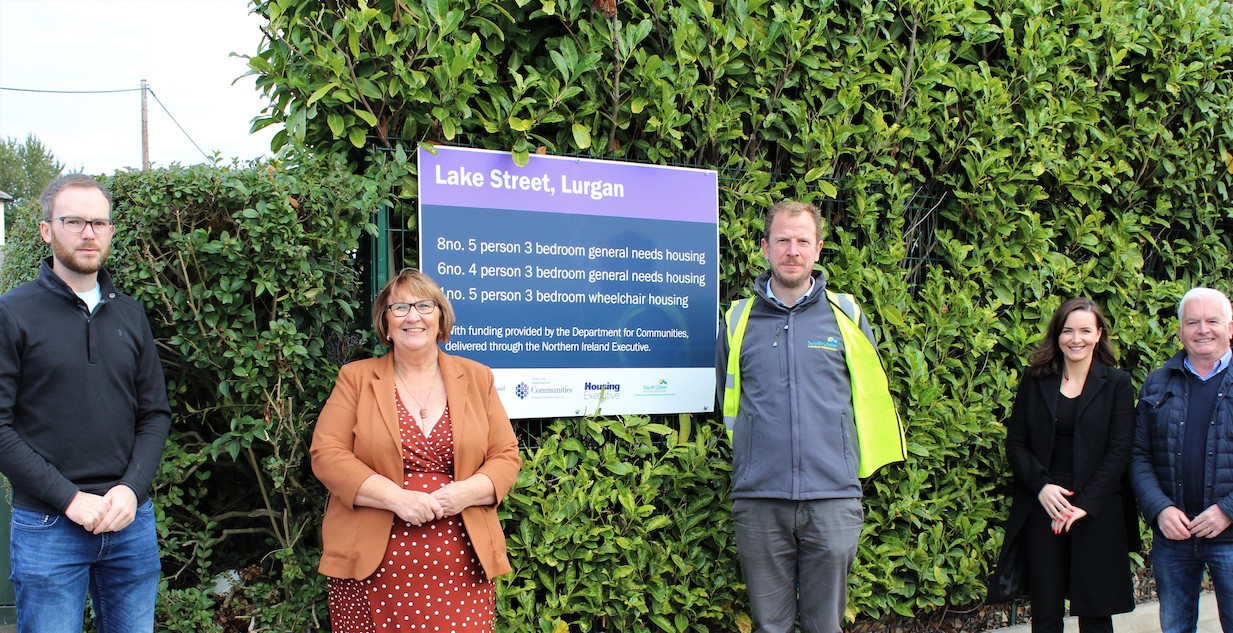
left=1, top=82, right=211, bottom=168
left=146, top=86, right=210, bottom=162
left=0, top=86, right=141, bottom=94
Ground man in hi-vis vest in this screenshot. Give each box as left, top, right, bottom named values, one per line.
left=717, top=200, right=904, bottom=633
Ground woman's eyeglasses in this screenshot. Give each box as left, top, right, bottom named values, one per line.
left=385, top=300, right=437, bottom=317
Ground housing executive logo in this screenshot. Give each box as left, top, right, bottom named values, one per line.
left=582, top=381, right=621, bottom=400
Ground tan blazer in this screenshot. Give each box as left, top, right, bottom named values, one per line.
left=311, top=351, right=521, bottom=580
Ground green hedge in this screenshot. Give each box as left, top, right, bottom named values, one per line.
left=245, top=0, right=1233, bottom=625
left=501, top=416, right=741, bottom=631
left=2, top=153, right=384, bottom=631
left=1, top=0, right=1231, bottom=629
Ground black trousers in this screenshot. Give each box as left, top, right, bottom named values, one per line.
left=1023, top=507, right=1115, bottom=633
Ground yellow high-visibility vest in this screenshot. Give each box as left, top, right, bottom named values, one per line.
left=722, top=290, right=906, bottom=478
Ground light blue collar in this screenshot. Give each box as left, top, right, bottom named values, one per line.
left=1184, top=349, right=1233, bottom=381
left=765, top=276, right=815, bottom=307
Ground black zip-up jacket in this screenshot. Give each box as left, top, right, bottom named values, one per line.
left=0, top=258, right=171, bottom=514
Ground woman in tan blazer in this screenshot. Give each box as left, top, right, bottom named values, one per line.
left=311, top=268, right=521, bottom=632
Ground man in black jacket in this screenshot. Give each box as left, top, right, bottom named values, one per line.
left=0, top=174, right=171, bottom=632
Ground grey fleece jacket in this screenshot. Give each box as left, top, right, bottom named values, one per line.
left=716, top=270, right=874, bottom=500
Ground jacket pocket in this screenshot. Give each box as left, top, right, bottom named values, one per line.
left=1140, top=390, right=1174, bottom=410
left=1142, top=390, right=1180, bottom=435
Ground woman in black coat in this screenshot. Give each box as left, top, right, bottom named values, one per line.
left=989, top=297, right=1139, bottom=633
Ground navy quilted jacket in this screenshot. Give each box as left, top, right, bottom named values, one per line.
left=1129, top=350, right=1233, bottom=540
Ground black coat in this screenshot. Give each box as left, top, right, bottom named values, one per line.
left=988, top=362, right=1140, bottom=615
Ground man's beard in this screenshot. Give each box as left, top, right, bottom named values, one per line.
left=50, top=233, right=109, bottom=275
left=770, top=264, right=811, bottom=292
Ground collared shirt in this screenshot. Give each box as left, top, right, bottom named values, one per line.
left=765, top=276, right=815, bottom=308
left=1184, top=349, right=1233, bottom=381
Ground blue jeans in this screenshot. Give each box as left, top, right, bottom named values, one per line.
left=1152, top=532, right=1233, bottom=633
left=10, top=499, right=161, bottom=633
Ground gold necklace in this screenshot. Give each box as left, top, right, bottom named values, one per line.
left=395, top=364, right=439, bottom=420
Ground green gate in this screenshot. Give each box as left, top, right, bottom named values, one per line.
left=0, top=481, right=16, bottom=625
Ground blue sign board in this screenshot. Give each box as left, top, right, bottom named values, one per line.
left=419, top=146, right=719, bottom=418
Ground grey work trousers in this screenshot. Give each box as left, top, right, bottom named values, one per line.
left=732, top=497, right=863, bottom=633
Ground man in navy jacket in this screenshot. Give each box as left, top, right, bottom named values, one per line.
left=1131, top=287, right=1233, bottom=633
left=0, top=174, right=171, bottom=632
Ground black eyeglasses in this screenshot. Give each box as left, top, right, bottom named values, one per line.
left=50, top=216, right=116, bottom=234
left=386, top=300, right=437, bottom=317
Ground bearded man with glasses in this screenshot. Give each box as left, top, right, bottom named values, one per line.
left=0, top=173, right=171, bottom=632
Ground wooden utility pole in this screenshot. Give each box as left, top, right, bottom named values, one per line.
left=141, top=79, right=150, bottom=170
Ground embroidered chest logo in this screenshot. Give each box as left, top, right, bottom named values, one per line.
left=807, top=337, right=841, bottom=352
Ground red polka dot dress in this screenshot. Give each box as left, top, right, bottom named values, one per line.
left=327, top=395, right=495, bottom=632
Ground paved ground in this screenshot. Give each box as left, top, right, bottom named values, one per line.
left=0, top=593, right=1214, bottom=633
left=990, top=591, right=1220, bottom=632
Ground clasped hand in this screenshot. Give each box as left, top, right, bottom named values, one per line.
left=395, top=491, right=444, bottom=527
left=1158, top=505, right=1233, bottom=540
left=65, top=486, right=138, bottom=534
left=430, top=482, right=469, bottom=518
left=394, top=484, right=473, bottom=526
left=1038, top=484, right=1087, bottom=534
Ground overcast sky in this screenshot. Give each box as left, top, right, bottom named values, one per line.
left=0, top=0, right=280, bottom=175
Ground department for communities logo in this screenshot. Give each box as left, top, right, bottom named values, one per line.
left=514, top=380, right=574, bottom=400
left=807, top=337, right=841, bottom=351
